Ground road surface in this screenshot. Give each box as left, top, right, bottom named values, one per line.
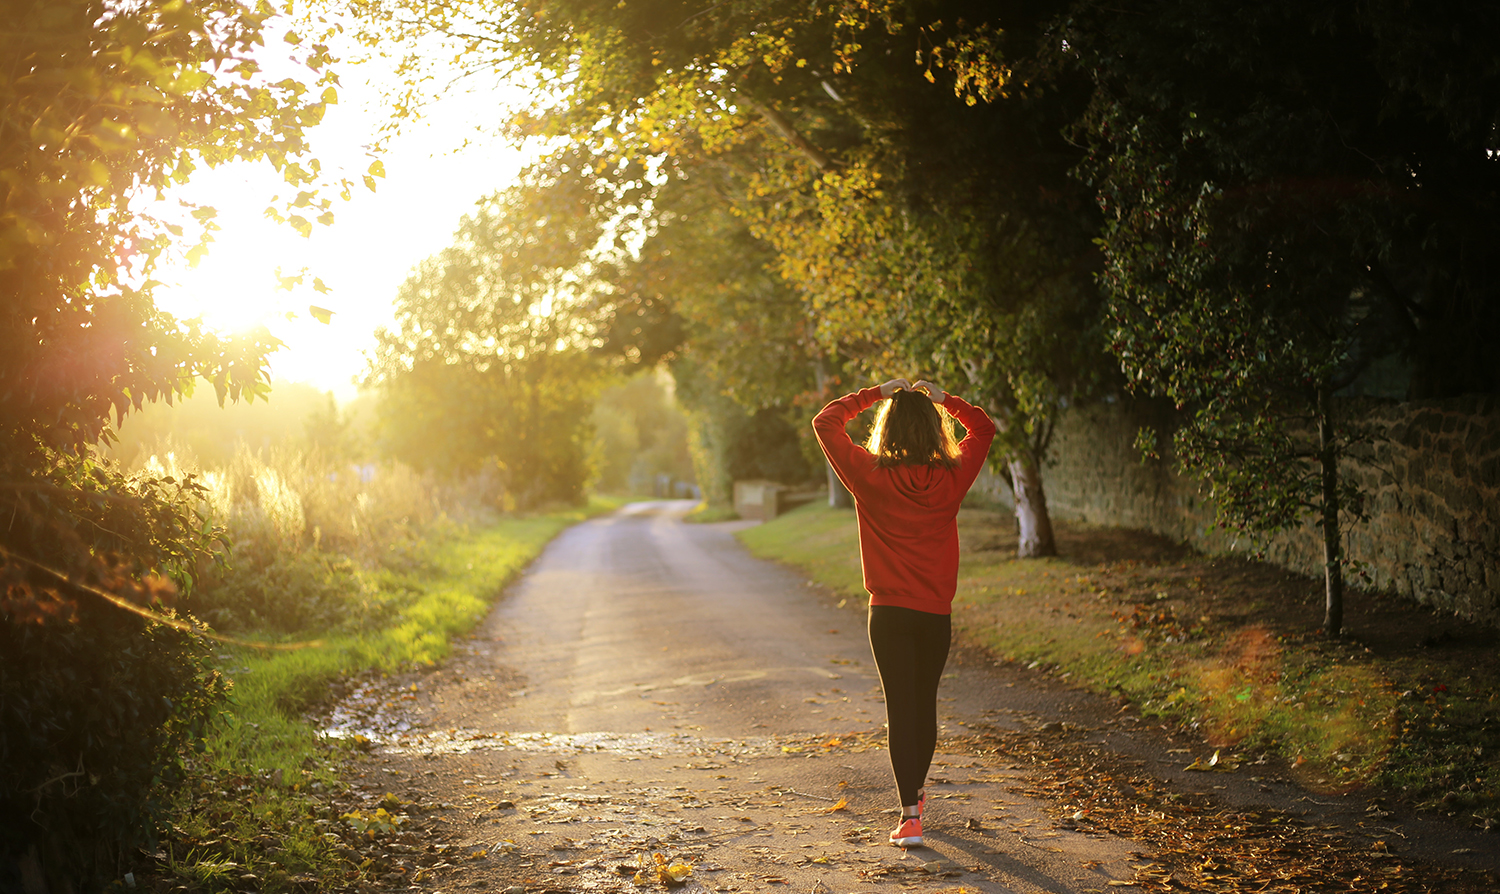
left=327, top=501, right=1497, bottom=893
left=339, top=501, right=1142, bottom=893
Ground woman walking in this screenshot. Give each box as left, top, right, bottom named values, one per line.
left=813, top=377, right=996, bottom=848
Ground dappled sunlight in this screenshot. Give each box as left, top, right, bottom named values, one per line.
left=1183, top=627, right=1399, bottom=791
left=1195, top=627, right=1283, bottom=747
left=1281, top=664, right=1401, bottom=793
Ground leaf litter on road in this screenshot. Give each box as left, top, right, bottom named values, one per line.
left=946, top=725, right=1497, bottom=893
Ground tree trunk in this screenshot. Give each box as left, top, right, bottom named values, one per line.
left=826, top=461, right=853, bottom=508
left=1008, top=453, right=1057, bottom=558
left=809, top=352, right=852, bottom=508
left=1317, top=387, right=1344, bottom=636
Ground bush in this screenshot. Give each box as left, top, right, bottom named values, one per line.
left=0, top=437, right=473, bottom=889
left=0, top=600, right=227, bottom=891
left=0, top=442, right=232, bottom=891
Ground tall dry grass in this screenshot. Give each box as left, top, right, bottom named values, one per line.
left=136, top=442, right=481, bottom=636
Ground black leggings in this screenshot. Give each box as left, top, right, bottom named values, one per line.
left=867, top=604, right=951, bottom=808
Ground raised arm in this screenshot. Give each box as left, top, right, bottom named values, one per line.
left=937, top=390, right=997, bottom=491
left=812, top=384, right=888, bottom=496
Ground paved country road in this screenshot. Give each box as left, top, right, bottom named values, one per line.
left=326, top=501, right=1498, bottom=894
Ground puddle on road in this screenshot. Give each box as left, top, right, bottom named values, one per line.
left=369, top=728, right=779, bottom=758
left=316, top=679, right=780, bottom=757
left=315, top=669, right=886, bottom=760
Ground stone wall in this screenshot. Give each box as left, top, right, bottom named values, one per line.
left=975, top=395, right=1500, bottom=627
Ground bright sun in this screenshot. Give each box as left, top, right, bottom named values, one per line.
left=153, top=171, right=301, bottom=335
left=148, top=46, right=531, bottom=401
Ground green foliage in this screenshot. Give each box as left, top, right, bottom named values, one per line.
left=628, top=175, right=820, bottom=412
left=344, top=0, right=1106, bottom=538
left=1062, top=0, right=1500, bottom=629
left=367, top=179, right=613, bottom=507
left=2, top=1, right=347, bottom=883
left=0, top=601, right=229, bottom=888
left=373, top=353, right=598, bottom=508
left=591, top=370, right=696, bottom=496
left=723, top=407, right=822, bottom=486
left=153, top=506, right=613, bottom=894
left=201, top=549, right=368, bottom=635
left=2, top=0, right=342, bottom=451
left=614, top=174, right=830, bottom=502
left=673, top=357, right=821, bottom=505
left=127, top=444, right=443, bottom=637
left=1069, top=0, right=1500, bottom=509
left=0, top=449, right=234, bottom=890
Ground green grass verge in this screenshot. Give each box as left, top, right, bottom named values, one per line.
left=159, top=497, right=622, bottom=891
left=683, top=501, right=740, bottom=523
left=738, top=502, right=1500, bottom=829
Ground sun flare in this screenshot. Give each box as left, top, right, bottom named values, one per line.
left=146, top=75, right=531, bottom=400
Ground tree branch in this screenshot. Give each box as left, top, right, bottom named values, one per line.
left=0, top=546, right=322, bottom=651
left=737, top=93, right=835, bottom=173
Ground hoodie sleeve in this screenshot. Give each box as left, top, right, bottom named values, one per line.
left=942, top=394, right=997, bottom=493
left=812, top=387, right=883, bottom=497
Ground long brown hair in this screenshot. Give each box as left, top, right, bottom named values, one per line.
left=865, top=389, right=961, bottom=469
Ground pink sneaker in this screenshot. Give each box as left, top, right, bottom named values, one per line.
left=889, top=816, right=923, bottom=847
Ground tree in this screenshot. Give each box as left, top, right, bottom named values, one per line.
left=343, top=0, right=1110, bottom=554
left=367, top=170, right=614, bottom=507
left=1064, top=0, right=1500, bottom=633
left=614, top=173, right=829, bottom=507
left=2, top=0, right=344, bottom=883
left=716, top=2, right=1107, bottom=552
left=591, top=369, right=695, bottom=496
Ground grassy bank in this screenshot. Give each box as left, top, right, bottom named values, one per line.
left=153, top=499, right=621, bottom=892
left=738, top=503, right=1500, bottom=831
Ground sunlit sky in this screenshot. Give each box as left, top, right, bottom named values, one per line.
left=150, top=30, right=530, bottom=402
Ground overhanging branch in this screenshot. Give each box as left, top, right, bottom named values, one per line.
left=737, top=94, right=835, bottom=173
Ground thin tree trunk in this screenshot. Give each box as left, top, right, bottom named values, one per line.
left=1318, top=387, right=1344, bottom=636
left=809, top=350, right=853, bottom=508
left=1008, top=453, right=1057, bottom=558
left=739, top=95, right=834, bottom=172
left=827, top=462, right=853, bottom=508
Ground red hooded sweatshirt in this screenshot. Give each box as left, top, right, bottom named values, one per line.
left=812, top=387, right=997, bottom=615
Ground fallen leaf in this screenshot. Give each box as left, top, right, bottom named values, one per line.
left=1184, top=749, right=1239, bottom=771
left=825, top=797, right=849, bottom=813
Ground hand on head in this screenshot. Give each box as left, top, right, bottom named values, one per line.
left=879, top=378, right=947, bottom=403
left=878, top=378, right=912, bottom=398
left=913, top=380, right=947, bottom=404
